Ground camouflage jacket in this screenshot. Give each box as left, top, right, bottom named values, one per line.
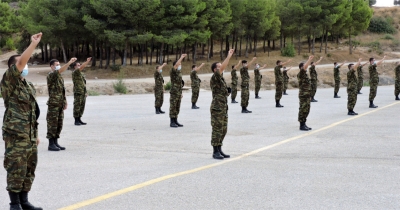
left=347, top=69, right=358, bottom=90
left=1, top=65, right=38, bottom=141
left=72, top=70, right=86, bottom=94
left=297, top=69, right=311, bottom=97
left=283, top=70, right=289, bottom=82
left=369, top=64, right=378, bottom=81
left=274, top=65, right=283, bottom=83
left=210, top=71, right=228, bottom=113
left=154, top=71, right=164, bottom=90
left=47, top=70, right=66, bottom=107
left=334, top=66, right=341, bottom=81
left=310, top=65, right=318, bottom=80
left=231, top=69, right=238, bottom=85
left=170, top=67, right=182, bottom=95
left=190, top=70, right=201, bottom=87
left=240, top=67, right=250, bottom=86
left=357, top=66, right=364, bottom=79
left=395, top=66, right=400, bottom=80
left=254, top=68, right=261, bottom=81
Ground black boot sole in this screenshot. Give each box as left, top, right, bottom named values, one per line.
left=212, top=155, right=224, bottom=159
left=48, top=148, right=60, bottom=151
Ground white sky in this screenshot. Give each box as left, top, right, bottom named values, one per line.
left=374, top=0, right=395, bottom=7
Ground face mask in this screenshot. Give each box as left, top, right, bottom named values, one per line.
left=177, top=66, right=181, bottom=71
left=336, top=65, right=339, bottom=68
left=55, top=65, right=61, bottom=71
left=21, top=65, right=29, bottom=77
left=159, top=70, right=162, bottom=73
left=373, top=61, right=376, bottom=65
left=244, top=64, right=247, bottom=67
left=256, top=65, right=260, bottom=69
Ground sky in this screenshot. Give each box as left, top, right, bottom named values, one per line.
left=374, top=0, right=395, bottom=7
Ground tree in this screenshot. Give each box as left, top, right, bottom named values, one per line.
left=369, top=0, right=376, bottom=6
left=0, top=1, right=16, bottom=48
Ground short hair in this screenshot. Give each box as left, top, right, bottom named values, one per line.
left=299, top=63, right=304, bottom=69
left=50, top=59, right=59, bottom=66
left=211, top=62, right=218, bottom=72
left=348, top=64, right=354, bottom=69
left=192, top=65, right=196, bottom=69
left=369, top=58, right=374, bottom=62
left=276, top=60, right=281, bottom=65
left=334, top=62, right=337, bottom=65
left=155, top=65, right=160, bottom=70
left=7, top=55, right=21, bottom=69
left=242, top=60, right=247, bottom=64
left=173, top=60, right=178, bottom=66
left=231, top=65, right=235, bottom=69
left=311, top=62, right=314, bottom=65
left=71, top=62, right=80, bottom=69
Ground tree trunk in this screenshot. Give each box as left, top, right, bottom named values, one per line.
left=210, top=37, right=214, bottom=57
left=263, top=36, right=266, bottom=53
left=92, top=40, right=96, bottom=67
left=225, top=34, right=230, bottom=57
left=150, top=39, right=153, bottom=65
left=273, top=40, right=275, bottom=50
left=324, top=31, right=328, bottom=54
left=220, top=37, right=224, bottom=60
left=192, top=43, right=197, bottom=64
left=254, top=36, right=257, bottom=56
left=99, top=42, right=103, bottom=69
left=319, top=29, right=324, bottom=53
left=123, top=41, right=128, bottom=66
left=86, top=41, right=90, bottom=56
left=44, top=43, right=48, bottom=63
left=159, top=42, right=164, bottom=64
left=280, top=30, right=283, bottom=52
left=156, top=44, right=159, bottom=63
left=207, top=39, right=210, bottom=62
left=239, top=35, right=242, bottom=57
left=112, top=47, right=116, bottom=65
left=312, top=30, right=316, bottom=55
left=49, top=44, right=53, bottom=60
left=105, top=45, right=110, bottom=69
left=60, top=39, right=67, bottom=63
left=166, top=44, right=169, bottom=64
left=145, top=41, right=148, bottom=64
left=163, top=44, right=166, bottom=63
left=349, top=28, right=352, bottom=55
left=245, top=35, right=249, bottom=58
left=297, top=28, right=301, bottom=55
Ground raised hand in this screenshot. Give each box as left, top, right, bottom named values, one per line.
left=31, top=32, right=42, bottom=44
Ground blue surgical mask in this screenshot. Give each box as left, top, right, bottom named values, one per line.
left=159, top=70, right=162, bottom=73
left=55, top=65, right=61, bottom=71
left=177, top=66, right=181, bottom=71
left=21, top=65, right=29, bottom=77
left=373, top=61, right=376, bottom=65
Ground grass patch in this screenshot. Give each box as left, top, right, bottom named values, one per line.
left=87, top=90, right=100, bottom=96
left=164, top=81, right=171, bottom=91
left=363, top=81, right=370, bottom=86
left=382, top=34, right=394, bottom=40
left=113, top=70, right=128, bottom=94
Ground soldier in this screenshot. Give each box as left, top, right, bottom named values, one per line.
left=333, top=61, right=346, bottom=98
left=72, top=57, right=92, bottom=125
left=254, top=63, right=267, bottom=99
left=190, top=63, right=205, bottom=109
left=1, top=32, right=43, bottom=210
left=310, top=57, right=323, bottom=102
left=274, top=59, right=292, bottom=107
left=169, top=54, right=187, bottom=127
left=357, top=62, right=368, bottom=94
left=154, top=63, right=167, bottom=114
left=347, top=58, right=362, bottom=115
left=282, top=66, right=292, bottom=95
left=297, top=55, right=314, bottom=131
left=231, top=60, right=241, bottom=103
left=47, top=57, right=77, bottom=151
left=368, top=56, right=386, bottom=108
left=240, top=57, right=257, bottom=113
left=395, top=62, right=400, bottom=100
left=210, top=49, right=235, bottom=159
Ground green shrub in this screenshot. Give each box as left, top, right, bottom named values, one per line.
left=302, top=54, right=309, bottom=59
left=110, top=64, right=121, bottom=71
left=344, top=40, right=361, bottom=49
left=368, top=41, right=381, bottom=50
left=87, top=90, right=100, bottom=96
left=113, top=79, right=127, bottom=94
left=327, top=53, right=332, bottom=58
left=164, top=81, right=171, bottom=91
left=382, top=34, right=394, bottom=40
left=281, top=44, right=296, bottom=57
left=5, top=38, right=15, bottom=50
left=368, top=17, right=396, bottom=34
left=391, top=39, right=400, bottom=47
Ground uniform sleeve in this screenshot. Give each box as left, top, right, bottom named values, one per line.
left=9, top=64, right=22, bottom=77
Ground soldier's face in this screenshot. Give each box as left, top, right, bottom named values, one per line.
left=75, top=63, right=81, bottom=69
left=51, top=61, right=60, bottom=70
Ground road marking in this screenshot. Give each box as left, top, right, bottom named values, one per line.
left=59, top=101, right=400, bottom=210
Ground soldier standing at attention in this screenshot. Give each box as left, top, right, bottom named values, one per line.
left=310, top=57, right=323, bottom=102
left=190, top=63, right=205, bottom=109
left=72, top=57, right=92, bottom=125
left=274, top=59, right=292, bottom=107
left=357, top=62, right=368, bottom=94
left=231, top=60, right=241, bottom=103
left=333, top=61, right=346, bottom=98
left=169, top=54, right=187, bottom=127
left=297, top=55, right=314, bottom=131
left=1, top=32, right=43, bottom=210
left=395, top=62, right=400, bottom=100
left=47, top=57, right=77, bottom=151
left=368, top=56, right=386, bottom=108
left=347, top=58, right=362, bottom=115
left=240, top=57, right=257, bottom=113
left=282, top=66, right=292, bottom=95
left=254, top=63, right=267, bottom=99
left=210, top=49, right=234, bottom=159
left=154, top=63, right=167, bottom=114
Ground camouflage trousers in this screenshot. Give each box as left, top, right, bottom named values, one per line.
left=334, top=80, right=340, bottom=94
left=369, top=78, right=379, bottom=101
left=169, top=93, right=182, bottom=118
left=310, top=79, right=318, bottom=98
left=3, top=133, right=37, bottom=193
left=191, top=85, right=200, bottom=104
left=283, top=80, right=288, bottom=93
left=298, top=95, right=311, bottom=123
left=46, top=105, right=64, bottom=139
left=231, top=83, right=237, bottom=100
left=154, top=87, right=164, bottom=108
left=255, top=79, right=261, bottom=95
left=395, top=79, right=400, bottom=96
left=210, top=108, right=228, bottom=146
left=241, top=85, right=249, bottom=107
left=347, top=88, right=358, bottom=110
left=73, top=93, right=86, bottom=118
left=275, top=81, right=283, bottom=100
left=357, top=77, right=363, bottom=93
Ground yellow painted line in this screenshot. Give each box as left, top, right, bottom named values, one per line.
left=59, top=101, right=400, bottom=210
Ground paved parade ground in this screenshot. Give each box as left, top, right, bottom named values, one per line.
left=0, top=85, right=399, bottom=209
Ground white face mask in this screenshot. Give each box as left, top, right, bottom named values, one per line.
left=55, top=65, right=61, bottom=71
left=159, top=69, right=162, bottom=73
left=177, top=66, right=181, bottom=71
left=21, top=65, right=29, bottom=77
left=373, top=61, right=376, bottom=65
left=256, top=65, right=260, bottom=69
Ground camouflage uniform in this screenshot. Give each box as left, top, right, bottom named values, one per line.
left=283, top=69, right=289, bottom=93
left=240, top=67, right=250, bottom=107
left=210, top=71, right=229, bottom=146
left=334, top=66, right=341, bottom=95
left=347, top=68, right=358, bottom=110
left=169, top=67, right=182, bottom=118
left=394, top=66, right=400, bottom=97
left=154, top=70, right=164, bottom=108
left=368, top=64, right=379, bottom=101
left=190, top=70, right=201, bottom=104
left=72, top=70, right=86, bottom=118
left=357, top=66, right=364, bottom=93
left=310, top=65, right=318, bottom=98
left=1, top=65, right=39, bottom=193
left=231, top=69, right=238, bottom=101
left=254, top=68, right=262, bottom=95
left=46, top=70, right=66, bottom=139
left=274, top=65, right=283, bottom=100
left=297, top=69, right=311, bottom=123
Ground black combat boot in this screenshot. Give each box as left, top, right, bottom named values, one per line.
left=217, top=146, right=230, bottom=158
left=299, top=122, right=309, bottom=131
left=348, top=109, right=358, bottom=115
left=369, top=100, right=378, bottom=108
left=231, top=99, right=238, bottom=103
left=54, top=138, right=65, bottom=150
left=159, top=107, right=165, bottom=114
left=334, top=93, right=341, bottom=98
left=19, top=191, right=43, bottom=210
left=48, top=138, right=60, bottom=151
left=174, top=118, right=183, bottom=127
left=304, top=123, right=312, bottom=130
left=9, top=192, right=22, bottom=210
left=212, top=146, right=224, bottom=159
left=241, top=106, right=252, bottom=113
left=170, top=118, right=178, bottom=128
left=255, top=94, right=261, bottom=99
left=78, top=118, right=87, bottom=125
left=155, top=107, right=161, bottom=114
left=276, top=100, right=284, bottom=108
left=74, top=118, right=82, bottom=126
left=283, top=91, right=288, bottom=95
left=311, top=97, right=318, bottom=102
left=191, top=103, right=199, bottom=109
left=358, top=91, right=362, bottom=94
left=396, top=95, right=400, bottom=100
